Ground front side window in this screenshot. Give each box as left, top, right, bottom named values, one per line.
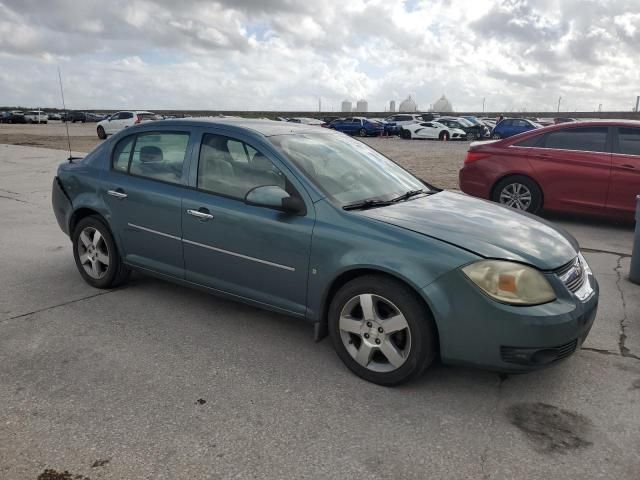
left=128, top=132, right=190, bottom=183
left=542, top=127, right=608, bottom=153
left=270, top=133, right=426, bottom=205
left=617, top=127, right=640, bottom=156
left=197, top=134, right=286, bottom=199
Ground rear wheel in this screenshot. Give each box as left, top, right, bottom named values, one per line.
left=401, top=129, right=411, bottom=139
left=439, top=131, right=450, bottom=141
left=72, top=215, right=131, bottom=289
left=97, top=126, right=106, bottom=139
left=329, top=275, right=437, bottom=386
left=492, top=175, right=542, bottom=214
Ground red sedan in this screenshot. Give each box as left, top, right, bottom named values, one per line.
left=459, top=120, right=640, bottom=221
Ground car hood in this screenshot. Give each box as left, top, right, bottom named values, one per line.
left=357, top=191, right=578, bottom=270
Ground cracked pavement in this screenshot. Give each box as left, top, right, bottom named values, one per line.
left=0, top=143, right=639, bottom=479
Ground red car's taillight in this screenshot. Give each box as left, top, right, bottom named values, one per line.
left=464, top=151, right=491, bottom=164
left=134, top=115, right=141, bottom=124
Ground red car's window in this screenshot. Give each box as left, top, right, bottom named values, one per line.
left=542, top=127, right=608, bottom=153
left=617, top=128, right=640, bottom=156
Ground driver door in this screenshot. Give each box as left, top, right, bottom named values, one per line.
left=181, top=131, right=315, bottom=316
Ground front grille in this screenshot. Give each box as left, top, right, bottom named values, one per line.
left=555, top=256, right=586, bottom=293
left=500, top=339, right=578, bottom=365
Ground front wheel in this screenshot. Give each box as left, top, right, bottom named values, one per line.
left=359, top=128, right=367, bottom=137
left=467, top=132, right=477, bottom=141
left=329, top=275, right=437, bottom=386
left=491, top=133, right=501, bottom=139
left=439, top=131, right=449, bottom=141
left=97, top=126, right=106, bottom=139
left=492, top=175, right=543, bottom=214
left=72, top=215, right=131, bottom=289
left=401, top=129, right=411, bottom=139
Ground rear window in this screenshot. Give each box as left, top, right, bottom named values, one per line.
left=617, top=127, right=640, bottom=156
left=542, top=127, right=609, bottom=153
left=138, top=113, right=162, bottom=121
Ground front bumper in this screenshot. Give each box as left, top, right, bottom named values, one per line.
left=422, top=265, right=599, bottom=372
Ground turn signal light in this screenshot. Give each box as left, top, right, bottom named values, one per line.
left=464, top=151, right=491, bottom=164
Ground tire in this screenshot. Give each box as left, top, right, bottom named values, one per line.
left=401, top=129, right=411, bottom=139
left=328, top=275, right=437, bottom=386
left=97, top=126, right=106, bottom=139
left=72, top=215, right=131, bottom=289
left=439, top=131, right=450, bottom=141
left=492, top=175, right=543, bottom=214
left=359, top=128, right=367, bottom=137
left=492, top=133, right=501, bottom=139
left=467, top=132, right=477, bottom=141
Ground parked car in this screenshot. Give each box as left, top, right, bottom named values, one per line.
left=52, top=119, right=598, bottom=385
left=96, top=111, right=162, bottom=139
left=0, top=111, right=12, bottom=123
left=459, top=120, right=640, bottom=220
left=24, top=110, right=48, bottom=124
left=47, top=113, right=61, bottom=121
left=287, top=117, right=324, bottom=126
left=61, top=111, right=90, bottom=123
left=479, top=117, right=497, bottom=129
left=554, top=117, right=578, bottom=124
left=401, top=121, right=467, bottom=140
left=491, top=118, right=540, bottom=139
left=437, top=117, right=487, bottom=141
left=328, top=117, right=383, bottom=137
left=383, top=114, right=423, bottom=136
left=7, top=111, right=26, bottom=124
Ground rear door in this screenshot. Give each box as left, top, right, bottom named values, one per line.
left=527, top=126, right=612, bottom=214
left=102, top=129, right=195, bottom=277
left=104, top=112, right=123, bottom=134
left=181, top=130, right=314, bottom=315
left=608, top=126, right=640, bottom=217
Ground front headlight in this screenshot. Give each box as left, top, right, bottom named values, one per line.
left=462, top=260, right=556, bottom=305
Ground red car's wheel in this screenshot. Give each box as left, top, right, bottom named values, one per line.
left=493, top=175, right=542, bottom=214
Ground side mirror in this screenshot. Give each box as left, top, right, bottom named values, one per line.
left=245, top=185, right=305, bottom=215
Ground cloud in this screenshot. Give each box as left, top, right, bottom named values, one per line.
left=0, top=0, right=639, bottom=112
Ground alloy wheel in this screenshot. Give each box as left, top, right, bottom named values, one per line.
left=76, top=226, right=110, bottom=279
left=499, top=183, right=532, bottom=210
left=338, top=294, right=411, bottom=373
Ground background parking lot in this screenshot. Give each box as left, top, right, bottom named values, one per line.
left=1, top=124, right=639, bottom=479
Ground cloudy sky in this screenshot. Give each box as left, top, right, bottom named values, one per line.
left=1, top=0, right=639, bottom=112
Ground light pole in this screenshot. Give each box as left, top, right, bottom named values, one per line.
left=482, top=97, right=486, bottom=113
left=557, top=96, right=562, bottom=113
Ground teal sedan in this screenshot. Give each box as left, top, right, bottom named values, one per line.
left=52, top=119, right=598, bottom=385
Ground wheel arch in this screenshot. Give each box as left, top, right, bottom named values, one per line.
left=69, top=207, right=110, bottom=236
left=317, top=267, right=440, bottom=351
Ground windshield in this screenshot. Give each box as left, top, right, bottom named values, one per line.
left=269, top=133, right=427, bottom=205
left=457, top=118, right=473, bottom=127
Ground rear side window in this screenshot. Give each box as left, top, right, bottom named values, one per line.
left=121, top=112, right=134, bottom=119
left=112, top=135, right=134, bottom=172
left=514, top=135, right=542, bottom=147
left=138, top=113, right=162, bottom=121
left=128, top=132, right=190, bottom=184
left=617, top=127, right=640, bottom=156
left=542, top=127, right=608, bottom=153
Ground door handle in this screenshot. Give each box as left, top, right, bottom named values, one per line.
left=187, top=208, right=214, bottom=220
left=107, top=189, right=127, bottom=199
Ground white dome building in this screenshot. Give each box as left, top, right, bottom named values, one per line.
left=433, top=94, right=453, bottom=113
left=399, top=95, right=417, bottom=112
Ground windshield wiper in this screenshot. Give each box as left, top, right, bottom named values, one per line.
left=389, top=189, right=427, bottom=203
left=342, top=199, right=394, bottom=211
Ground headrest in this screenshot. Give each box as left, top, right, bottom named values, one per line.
left=140, top=145, right=163, bottom=163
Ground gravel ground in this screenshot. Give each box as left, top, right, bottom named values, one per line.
left=0, top=122, right=469, bottom=189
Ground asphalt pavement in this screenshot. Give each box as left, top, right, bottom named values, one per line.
left=1, top=144, right=639, bottom=479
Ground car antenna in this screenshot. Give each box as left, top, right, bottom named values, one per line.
left=57, top=66, right=81, bottom=163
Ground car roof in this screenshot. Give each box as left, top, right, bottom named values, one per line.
left=139, top=118, right=335, bottom=137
